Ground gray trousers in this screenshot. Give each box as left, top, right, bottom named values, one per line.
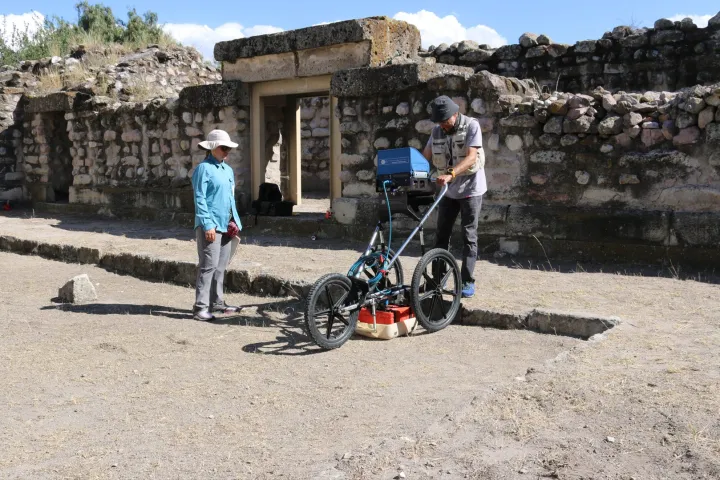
left=433, top=195, right=483, bottom=284
left=194, top=227, right=233, bottom=311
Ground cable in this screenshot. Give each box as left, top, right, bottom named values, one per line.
left=347, top=180, right=394, bottom=289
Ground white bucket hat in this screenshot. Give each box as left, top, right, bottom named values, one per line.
left=198, top=129, right=239, bottom=151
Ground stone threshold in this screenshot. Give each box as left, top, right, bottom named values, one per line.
left=0, top=234, right=620, bottom=340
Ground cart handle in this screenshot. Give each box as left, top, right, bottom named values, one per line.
left=384, top=183, right=448, bottom=270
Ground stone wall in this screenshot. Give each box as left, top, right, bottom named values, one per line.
left=21, top=82, right=251, bottom=217
left=15, top=44, right=221, bottom=101
left=0, top=85, right=24, bottom=202
left=423, top=12, right=720, bottom=94
left=300, top=97, right=331, bottom=193
left=330, top=64, right=720, bottom=250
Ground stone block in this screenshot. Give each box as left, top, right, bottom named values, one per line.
left=706, top=123, right=720, bottom=144
left=57, top=274, right=98, bottom=304
left=673, top=127, right=701, bottom=145
left=530, top=151, right=565, bottom=164
left=527, top=309, right=620, bottom=339
left=25, top=92, right=83, bottom=113
left=673, top=212, right=720, bottom=247
left=332, top=63, right=473, bottom=97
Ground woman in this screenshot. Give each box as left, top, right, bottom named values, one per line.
left=191, top=129, right=243, bottom=321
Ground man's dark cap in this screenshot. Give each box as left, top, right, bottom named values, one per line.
left=430, top=95, right=460, bottom=122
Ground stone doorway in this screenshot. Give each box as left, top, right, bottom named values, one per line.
left=249, top=76, right=342, bottom=212
left=47, top=113, right=73, bottom=203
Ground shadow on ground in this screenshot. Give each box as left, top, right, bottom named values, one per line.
left=482, top=254, right=720, bottom=285
left=41, top=299, right=329, bottom=356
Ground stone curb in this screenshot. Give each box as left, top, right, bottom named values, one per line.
left=0, top=235, right=313, bottom=300
left=459, top=305, right=621, bottom=339
left=0, top=234, right=620, bottom=339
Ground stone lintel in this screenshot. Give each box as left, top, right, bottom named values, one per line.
left=179, top=81, right=250, bottom=108
left=24, top=92, right=81, bottom=113
left=330, top=63, right=474, bottom=97
left=215, top=17, right=419, bottom=63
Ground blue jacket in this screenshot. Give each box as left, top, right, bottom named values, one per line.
left=192, top=155, right=242, bottom=233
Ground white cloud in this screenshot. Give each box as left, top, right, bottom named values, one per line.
left=393, top=10, right=506, bottom=49
left=0, top=11, right=45, bottom=48
left=162, top=22, right=284, bottom=60
left=666, top=14, right=713, bottom=27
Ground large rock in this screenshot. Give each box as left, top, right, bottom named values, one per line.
left=709, top=12, right=720, bottom=28
left=598, top=115, right=623, bottom=135
left=57, top=274, right=98, bottom=304
left=519, top=33, right=539, bottom=48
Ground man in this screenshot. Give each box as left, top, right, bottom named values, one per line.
left=422, top=95, right=487, bottom=298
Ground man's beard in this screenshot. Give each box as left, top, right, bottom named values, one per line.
left=442, top=115, right=460, bottom=134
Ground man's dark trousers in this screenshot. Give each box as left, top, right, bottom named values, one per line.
left=433, top=195, right=483, bottom=284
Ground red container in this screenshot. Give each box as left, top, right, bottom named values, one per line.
left=358, top=305, right=412, bottom=325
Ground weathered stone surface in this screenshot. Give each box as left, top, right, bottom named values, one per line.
left=654, top=18, right=674, bottom=30
left=25, top=92, right=82, bottom=113
left=623, top=112, right=643, bottom=128
left=548, top=101, right=568, bottom=115
left=505, top=135, right=523, bottom=151
left=179, top=81, right=249, bottom=108
left=682, top=97, right=706, bottom=114
left=527, top=309, right=620, bottom=339
left=457, top=40, right=479, bottom=54
left=57, top=274, right=98, bottom=304
left=537, top=34, right=552, bottom=45
left=561, top=134, right=579, bottom=146
left=331, top=63, right=473, bottom=97
left=519, top=33, right=539, bottom=48
left=651, top=29, right=684, bottom=45
left=698, top=107, right=715, bottom=129
left=415, top=119, right=435, bottom=135
left=574, top=40, right=597, bottom=53
left=673, top=127, right=701, bottom=145
left=215, top=17, right=421, bottom=64
left=500, top=115, right=537, bottom=128
left=619, top=174, right=640, bottom=185
left=709, top=12, right=720, bottom=27
left=672, top=212, right=720, bottom=247
left=575, top=170, right=591, bottom=184
left=707, top=123, right=720, bottom=144
left=530, top=151, right=565, bottom=164
left=495, top=44, right=523, bottom=60
left=598, top=115, right=623, bottom=135
left=641, top=128, right=665, bottom=147
left=543, top=116, right=564, bottom=134
left=563, top=116, right=594, bottom=133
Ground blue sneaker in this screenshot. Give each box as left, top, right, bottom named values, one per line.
left=461, top=282, right=475, bottom=298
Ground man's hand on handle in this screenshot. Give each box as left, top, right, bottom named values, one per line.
left=436, top=174, right=453, bottom=186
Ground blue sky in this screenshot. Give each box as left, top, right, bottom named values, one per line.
left=2, top=1, right=718, bottom=60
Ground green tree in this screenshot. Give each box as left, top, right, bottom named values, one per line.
left=0, top=2, right=176, bottom=66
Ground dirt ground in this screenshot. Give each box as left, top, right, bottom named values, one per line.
left=1, top=248, right=719, bottom=480
left=0, top=252, right=574, bottom=479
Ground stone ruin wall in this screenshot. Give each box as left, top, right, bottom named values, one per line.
left=2, top=12, right=720, bottom=259
left=421, top=14, right=720, bottom=94
left=0, top=86, right=24, bottom=203
left=0, top=44, right=223, bottom=204
left=21, top=84, right=252, bottom=217
left=330, top=64, right=720, bottom=252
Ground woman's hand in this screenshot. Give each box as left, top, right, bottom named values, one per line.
left=205, top=228, right=216, bottom=242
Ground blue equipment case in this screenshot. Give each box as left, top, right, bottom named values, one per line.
left=376, top=147, right=432, bottom=192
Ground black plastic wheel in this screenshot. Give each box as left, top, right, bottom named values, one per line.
left=410, top=248, right=462, bottom=332
left=304, top=273, right=360, bottom=350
